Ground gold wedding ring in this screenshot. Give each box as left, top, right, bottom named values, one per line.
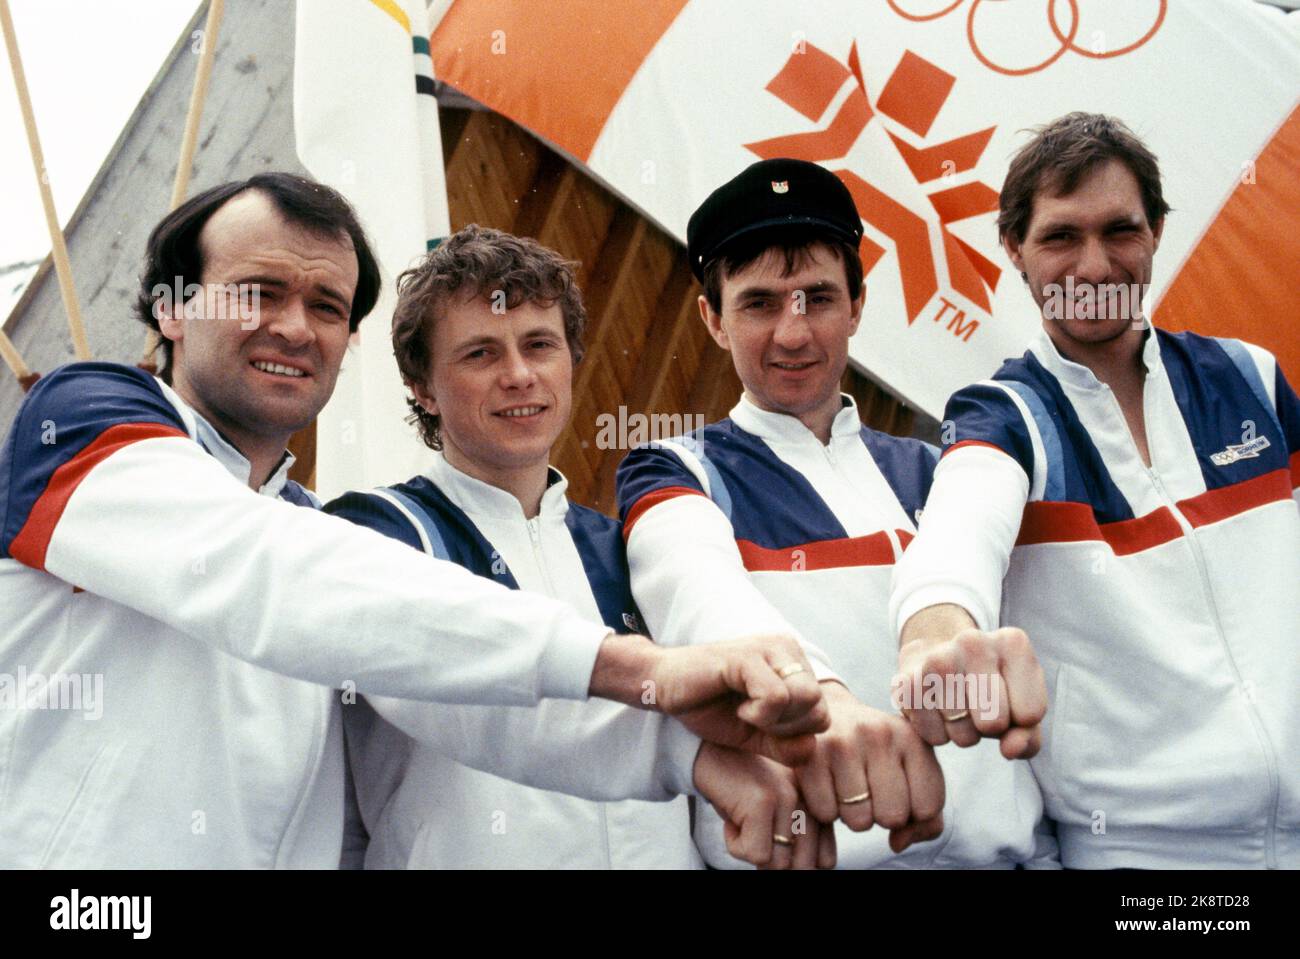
left=839, top=791, right=871, bottom=805
left=772, top=834, right=794, bottom=846
left=776, top=663, right=806, bottom=680
left=941, top=709, right=970, bottom=722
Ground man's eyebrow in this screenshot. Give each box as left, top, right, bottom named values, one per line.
left=311, top=282, right=351, bottom=307
left=1032, top=220, right=1077, bottom=235
left=1105, top=214, right=1145, bottom=229
left=450, top=333, right=502, bottom=352
left=519, top=326, right=563, bottom=339
left=234, top=275, right=286, bottom=289
left=1034, top=213, right=1143, bottom=235
left=731, top=284, right=783, bottom=301
left=236, top=276, right=351, bottom=307
left=798, top=280, right=842, bottom=295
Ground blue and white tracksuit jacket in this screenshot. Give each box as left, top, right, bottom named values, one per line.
left=893, top=327, right=1300, bottom=868
left=616, top=394, right=1048, bottom=869
left=325, top=453, right=699, bottom=869
left=0, top=363, right=614, bottom=867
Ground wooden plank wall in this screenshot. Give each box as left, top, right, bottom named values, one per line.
left=437, top=107, right=915, bottom=515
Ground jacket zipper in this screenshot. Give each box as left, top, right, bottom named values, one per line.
left=525, top=517, right=559, bottom=598
left=1106, top=385, right=1280, bottom=867
left=826, top=440, right=904, bottom=560
left=525, top=514, right=611, bottom=867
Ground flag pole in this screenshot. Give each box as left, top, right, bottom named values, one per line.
left=170, top=0, right=224, bottom=209
left=141, top=0, right=225, bottom=370
left=0, top=329, right=39, bottom=391
left=0, top=0, right=89, bottom=362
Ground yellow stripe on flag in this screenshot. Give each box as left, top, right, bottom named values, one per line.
left=368, top=0, right=409, bottom=34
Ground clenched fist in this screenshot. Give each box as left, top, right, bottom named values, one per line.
left=795, top=681, right=946, bottom=853
left=694, top=742, right=836, bottom=870
left=897, top=604, right=1046, bottom=760
left=590, top=633, right=830, bottom=765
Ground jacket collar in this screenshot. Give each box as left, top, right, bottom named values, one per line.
left=426, top=451, right=569, bottom=521
left=729, top=391, right=863, bottom=445
left=1028, top=319, right=1162, bottom=392
left=156, top=378, right=296, bottom=496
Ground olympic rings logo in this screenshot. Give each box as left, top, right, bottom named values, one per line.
left=885, top=0, right=1167, bottom=76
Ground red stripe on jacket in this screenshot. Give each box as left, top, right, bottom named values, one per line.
left=1017, top=501, right=1182, bottom=555
left=941, top=439, right=1004, bottom=458
left=9, top=422, right=189, bottom=571
left=1017, top=467, right=1295, bottom=554
left=736, top=530, right=912, bottom=572
left=1178, top=467, right=1294, bottom=528
left=622, top=485, right=707, bottom=540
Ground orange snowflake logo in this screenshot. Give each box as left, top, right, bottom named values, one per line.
left=747, top=42, right=1001, bottom=338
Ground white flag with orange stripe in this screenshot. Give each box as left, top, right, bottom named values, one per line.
left=428, top=0, right=1299, bottom=419
left=294, top=0, right=449, bottom=499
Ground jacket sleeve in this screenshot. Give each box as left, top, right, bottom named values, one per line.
left=366, top=692, right=701, bottom=802
left=615, top=443, right=838, bottom=680
left=0, top=364, right=608, bottom=706
left=324, top=489, right=703, bottom=803
left=890, top=384, right=1032, bottom=636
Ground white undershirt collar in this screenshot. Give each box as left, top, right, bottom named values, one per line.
left=1029, top=319, right=1162, bottom=392
left=425, top=450, right=570, bottom=521
left=729, top=392, right=862, bottom=446
left=156, top=378, right=295, bottom=496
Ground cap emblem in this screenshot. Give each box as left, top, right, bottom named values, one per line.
left=770, top=180, right=789, bottom=194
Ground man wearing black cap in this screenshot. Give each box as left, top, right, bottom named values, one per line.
left=615, top=158, right=1054, bottom=869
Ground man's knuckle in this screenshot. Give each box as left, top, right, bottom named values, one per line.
left=843, top=809, right=873, bottom=832
left=915, top=794, right=944, bottom=821
left=860, top=719, right=895, bottom=752
left=876, top=807, right=908, bottom=829
left=822, top=734, right=853, bottom=766
left=925, top=649, right=958, bottom=676
left=999, top=628, right=1032, bottom=659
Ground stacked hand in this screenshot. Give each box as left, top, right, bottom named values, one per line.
left=688, top=682, right=947, bottom=867
left=595, top=630, right=1043, bottom=867
left=592, top=632, right=831, bottom=763
left=693, top=742, right=836, bottom=870
left=794, top=681, right=946, bottom=853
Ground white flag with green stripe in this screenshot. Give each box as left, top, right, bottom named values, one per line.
left=294, top=0, right=450, bottom=499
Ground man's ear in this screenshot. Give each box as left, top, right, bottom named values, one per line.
left=847, top=289, right=864, bottom=337
left=698, top=294, right=730, bottom=351
left=410, top=376, right=439, bottom=418
left=1151, top=215, right=1165, bottom=251
left=1002, top=232, right=1026, bottom=276
left=155, top=299, right=184, bottom=345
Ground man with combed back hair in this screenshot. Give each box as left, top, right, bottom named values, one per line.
left=0, top=174, right=830, bottom=868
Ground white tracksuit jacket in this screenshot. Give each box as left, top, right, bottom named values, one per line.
left=325, top=454, right=699, bottom=869
left=0, top=363, right=649, bottom=868
left=616, top=394, right=1050, bottom=869
left=892, top=327, right=1300, bottom=869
